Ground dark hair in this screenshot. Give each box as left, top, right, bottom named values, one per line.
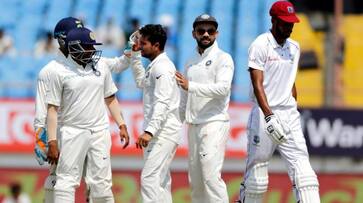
left=10, top=183, right=21, bottom=196
left=139, top=24, right=167, bottom=51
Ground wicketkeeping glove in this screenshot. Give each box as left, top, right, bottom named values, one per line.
left=124, top=30, right=140, bottom=55
left=264, top=114, right=290, bottom=144
left=34, top=127, right=48, bottom=165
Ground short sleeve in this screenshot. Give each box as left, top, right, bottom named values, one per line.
left=248, top=42, right=266, bottom=71
left=45, top=70, right=62, bottom=107
left=103, top=67, right=118, bottom=98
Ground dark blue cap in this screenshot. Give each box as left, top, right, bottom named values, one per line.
left=53, top=17, right=83, bottom=39
left=193, top=14, right=218, bottom=29
left=65, top=27, right=102, bottom=46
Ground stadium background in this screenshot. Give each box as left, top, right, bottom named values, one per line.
left=0, top=0, right=362, bottom=202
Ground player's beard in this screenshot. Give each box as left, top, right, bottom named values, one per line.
left=197, top=37, right=214, bottom=50
left=276, top=25, right=292, bottom=40
left=141, top=50, right=152, bottom=59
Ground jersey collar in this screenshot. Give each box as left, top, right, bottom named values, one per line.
left=147, top=52, right=167, bottom=70
left=267, top=31, right=289, bottom=49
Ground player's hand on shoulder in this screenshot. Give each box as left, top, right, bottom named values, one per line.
left=47, top=140, right=59, bottom=165
left=119, top=124, right=130, bottom=149
left=264, top=114, right=290, bottom=144
left=136, top=131, right=153, bottom=149
left=175, top=71, right=188, bottom=90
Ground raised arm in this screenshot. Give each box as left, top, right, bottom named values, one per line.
left=104, top=55, right=130, bottom=73
left=130, top=51, right=145, bottom=88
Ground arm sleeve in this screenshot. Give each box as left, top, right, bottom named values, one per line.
left=103, top=55, right=130, bottom=73
left=248, top=42, right=266, bottom=71
left=130, top=51, right=145, bottom=88
left=45, top=71, right=62, bottom=107
left=34, top=70, right=49, bottom=129
left=188, top=54, right=234, bottom=98
left=144, top=64, right=174, bottom=135
left=104, top=68, right=118, bottom=98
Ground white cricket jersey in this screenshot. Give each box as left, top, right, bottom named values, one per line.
left=34, top=54, right=68, bottom=129
left=248, top=31, right=300, bottom=108
left=130, top=52, right=182, bottom=143
left=181, top=42, right=234, bottom=124
left=46, top=57, right=118, bottom=131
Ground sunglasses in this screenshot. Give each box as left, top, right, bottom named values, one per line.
left=196, top=28, right=217, bottom=35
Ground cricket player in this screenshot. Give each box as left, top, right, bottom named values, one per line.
left=34, top=17, right=131, bottom=203
left=129, top=24, right=182, bottom=203
left=175, top=14, right=234, bottom=203
left=33, top=17, right=85, bottom=203
left=45, top=27, right=129, bottom=203
left=237, top=1, right=320, bottom=203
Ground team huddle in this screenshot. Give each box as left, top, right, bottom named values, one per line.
left=33, top=1, right=320, bottom=203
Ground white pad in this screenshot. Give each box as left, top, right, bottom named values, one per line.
left=292, top=159, right=320, bottom=203
left=240, top=162, right=269, bottom=202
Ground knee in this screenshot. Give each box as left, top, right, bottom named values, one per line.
left=54, top=175, right=79, bottom=192
left=243, top=162, right=269, bottom=195
left=141, top=169, right=159, bottom=188
left=292, top=159, right=320, bottom=203
left=141, top=168, right=157, bottom=180
left=88, top=178, right=113, bottom=198
left=292, top=159, right=319, bottom=189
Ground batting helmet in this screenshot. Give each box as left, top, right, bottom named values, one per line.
left=65, top=27, right=102, bottom=66
left=53, top=17, right=83, bottom=39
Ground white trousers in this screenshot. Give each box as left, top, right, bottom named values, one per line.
left=240, top=106, right=320, bottom=202
left=44, top=164, right=93, bottom=203
left=188, top=121, right=230, bottom=203
left=141, top=137, right=178, bottom=203
left=54, top=126, right=114, bottom=203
